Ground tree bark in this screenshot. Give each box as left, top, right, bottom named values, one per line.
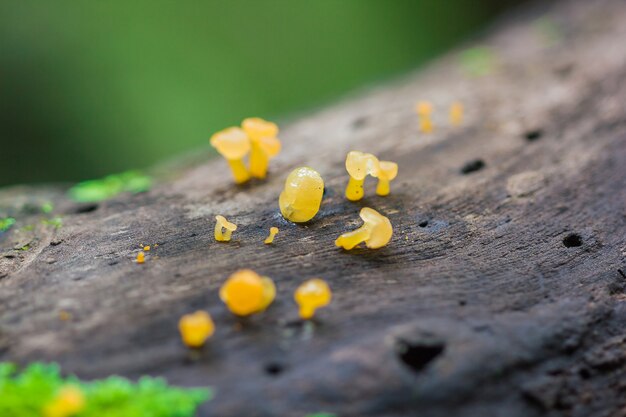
left=1, top=0, right=626, bottom=416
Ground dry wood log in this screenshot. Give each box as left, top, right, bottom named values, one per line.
left=1, top=0, right=626, bottom=415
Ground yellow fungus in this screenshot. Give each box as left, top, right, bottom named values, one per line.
left=376, top=161, right=399, bottom=196
left=178, top=311, right=215, bottom=348
left=209, top=127, right=251, bottom=184
left=143, top=245, right=151, bottom=251
left=415, top=101, right=434, bottom=133
left=242, top=117, right=281, bottom=179
left=279, top=167, right=324, bottom=223
left=214, top=215, right=237, bottom=242
left=264, top=227, right=279, bottom=244
left=344, top=151, right=380, bottom=201
left=294, top=278, right=332, bottom=320
left=335, top=207, right=393, bottom=250
left=219, top=269, right=276, bottom=316
left=136, top=251, right=145, bottom=264
left=58, top=310, right=72, bottom=321
left=43, top=385, right=85, bottom=417
left=450, top=101, right=464, bottom=126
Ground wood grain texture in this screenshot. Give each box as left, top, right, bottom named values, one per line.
left=1, top=0, right=626, bottom=416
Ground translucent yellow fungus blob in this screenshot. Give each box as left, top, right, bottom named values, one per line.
left=376, top=161, right=398, bottom=196
left=415, top=101, right=434, bottom=133
left=242, top=117, right=281, bottom=179
left=344, top=151, right=380, bottom=201
left=450, top=102, right=464, bottom=126
left=210, top=127, right=251, bottom=184
left=294, top=278, right=332, bottom=320
left=279, top=167, right=324, bottom=223
left=143, top=245, right=151, bottom=251
left=43, top=385, right=85, bottom=417
left=219, top=269, right=276, bottom=316
left=335, top=207, right=393, bottom=250
left=136, top=251, right=145, bottom=264
left=59, top=310, right=72, bottom=321
left=264, top=227, right=279, bottom=244
left=215, top=215, right=237, bottom=242
left=178, top=311, right=215, bottom=348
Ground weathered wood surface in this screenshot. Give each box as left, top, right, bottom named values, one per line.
left=1, top=0, right=626, bottom=416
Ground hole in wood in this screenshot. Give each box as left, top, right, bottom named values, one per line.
left=418, top=220, right=429, bottom=228
left=264, top=362, right=285, bottom=376
left=395, top=338, right=445, bottom=372
left=524, top=129, right=543, bottom=142
left=562, top=233, right=582, bottom=248
left=73, top=203, right=99, bottom=214
left=460, top=159, right=485, bottom=175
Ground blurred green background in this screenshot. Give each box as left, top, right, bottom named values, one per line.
left=0, top=0, right=517, bottom=187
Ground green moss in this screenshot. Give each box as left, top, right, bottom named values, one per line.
left=0, top=362, right=211, bottom=417
left=69, top=171, right=152, bottom=203
left=460, top=46, right=496, bottom=77
left=41, top=202, right=55, bottom=214
left=0, top=217, right=16, bottom=233
left=41, top=217, right=63, bottom=229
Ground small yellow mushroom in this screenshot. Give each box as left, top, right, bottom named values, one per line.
left=279, top=167, right=324, bottom=223
left=264, top=227, right=279, bottom=244
left=344, top=151, right=380, bottom=201
left=450, top=101, right=464, bottom=126
left=294, top=278, right=332, bottom=320
left=242, top=117, right=281, bottom=179
left=335, top=207, right=393, bottom=250
left=376, top=161, right=398, bottom=196
left=209, top=127, right=251, bottom=184
left=178, top=311, right=215, bottom=348
left=43, top=385, right=85, bottom=417
left=219, top=269, right=276, bottom=316
left=136, top=251, right=145, bottom=264
left=214, top=215, right=237, bottom=242
left=415, top=101, right=434, bottom=133
left=143, top=245, right=151, bottom=251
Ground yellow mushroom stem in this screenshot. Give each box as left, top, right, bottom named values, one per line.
left=335, top=207, right=393, bottom=250
left=334, top=225, right=373, bottom=250
left=249, top=143, right=269, bottom=179
left=227, top=159, right=251, bottom=184
left=346, top=176, right=365, bottom=201
left=450, top=102, right=464, bottom=126
left=376, top=161, right=398, bottom=196
left=419, top=117, right=434, bottom=133
left=215, top=215, right=237, bottom=242
left=264, top=227, right=279, bottom=244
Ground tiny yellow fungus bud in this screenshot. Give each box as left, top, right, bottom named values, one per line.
left=242, top=117, right=281, bottom=179
left=214, top=215, right=237, bottom=242
left=376, top=161, right=399, bottom=196
left=143, top=245, right=151, bottom=251
left=219, top=269, right=276, bottom=316
left=294, top=278, right=332, bottom=320
left=344, top=151, right=380, bottom=201
left=279, top=167, right=324, bottom=223
left=43, top=385, right=85, bottom=417
left=178, top=311, right=215, bottom=348
left=450, top=101, right=464, bottom=126
left=264, top=227, right=279, bottom=244
left=136, top=251, right=145, bottom=264
left=335, top=207, right=393, bottom=250
left=415, top=101, right=434, bottom=133
left=59, top=310, right=72, bottom=321
left=210, top=127, right=251, bottom=184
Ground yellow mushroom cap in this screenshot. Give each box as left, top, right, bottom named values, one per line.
left=178, top=311, right=215, bottom=348
left=416, top=101, right=433, bottom=115
left=219, top=269, right=275, bottom=316
left=294, top=278, right=332, bottom=314
left=242, top=117, right=279, bottom=141
left=43, top=385, right=85, bottom=417
left=279, top=167, right=324, bottom=223
left=378, top=161, right=398, bottom=180
left=345, top=151, right=380, bottom=180
left=360, top=207, right=393, bottom=249
left=215, top=215, right=237, bottom=232
left=210, top=127, right=251, bottom=160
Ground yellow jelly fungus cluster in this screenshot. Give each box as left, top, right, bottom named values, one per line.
left=215, top=215, right=237, bottom=242
left=279, top=167, right=324, bottom=223
left=143, top=245, right=151, bottom=251
left=335, top=207, right=393, bottom=250
left=416, top=101, right=434, bottom=133
left=136, top=251, right=145, bottom=264
left=344, top=151, right=398, bottom=200
left=449, top=101, right=464, bottom=126
left=210, top=118, right=281, bottom=184
left=219, top=269, right=276, bottom=316
left=242, top=117, right=281, bottom=179
left=294, top=278, right=332, bottom=320
left=264, top=227, right=279, bottom=244
left=43, top=385, right=85, bottom=417
left=178, top=311, right=215, bottom=348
